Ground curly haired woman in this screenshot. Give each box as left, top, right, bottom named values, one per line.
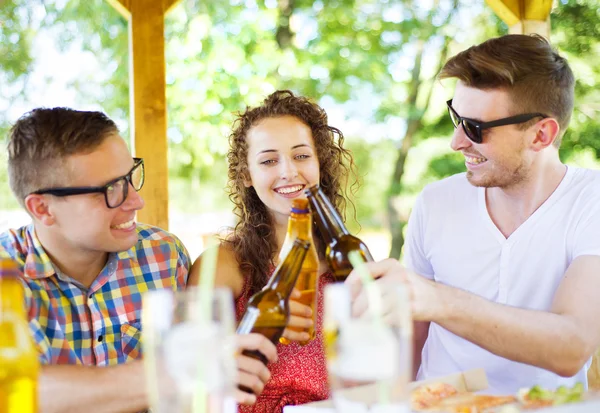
left=188, top=89, right=358, bottom=412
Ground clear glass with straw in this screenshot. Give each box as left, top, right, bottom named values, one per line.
left=323, top=252, right=413, bottom=412
left=143, top=239, right=237, bottom=413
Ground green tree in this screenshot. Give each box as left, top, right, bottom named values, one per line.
left=1, top=0, right=599, bottom=255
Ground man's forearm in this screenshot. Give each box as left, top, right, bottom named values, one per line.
left=39, top=361, right=148, bottom=413
left=432, top=284, right=593, bottom=377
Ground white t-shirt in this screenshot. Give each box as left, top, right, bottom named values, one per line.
left=404, top=167, right=600, bottom=394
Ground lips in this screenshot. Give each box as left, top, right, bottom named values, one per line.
left=464, top=154, right=487, bottom=165
left=111, top=219, right=135, bottom=230
left=274, top=184, right=305, bottom=195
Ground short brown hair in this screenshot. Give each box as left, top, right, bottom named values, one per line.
left=440, top=34, right=574, bottom=148
left=7, top=107, right=118, bottom=206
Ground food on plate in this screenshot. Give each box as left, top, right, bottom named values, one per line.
left=411, top=383, right=515, bottom=412
left=411, top=380, right=586, bottom=412
left=411, top=382, right=460, bottom=410
left=518, top=383, right=584, bottom=409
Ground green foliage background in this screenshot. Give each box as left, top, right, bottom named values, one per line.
left=1, top=0, right=599, bottom=254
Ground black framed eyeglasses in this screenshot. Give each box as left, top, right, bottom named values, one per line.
left=32, top=158, right=145, bottom=208
left=446, top=99, right=547, bottom=144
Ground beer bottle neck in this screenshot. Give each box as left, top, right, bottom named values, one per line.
left=306, top=186, right=349, bottom=244
left=286, top=209, right=314, bottom=241
left=267, top=240, right=309, bottom=299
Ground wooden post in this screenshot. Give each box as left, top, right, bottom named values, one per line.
left=106, top=0, right=181, bottom=230
left=507, top=18, right=550, bottom=39
left=485, top=0, right=551, bottom=37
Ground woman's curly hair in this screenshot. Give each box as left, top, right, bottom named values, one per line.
left=225, top=90, right=358, bottom=295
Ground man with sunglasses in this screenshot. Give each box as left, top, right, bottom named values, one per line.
left=348, top=34, right=600, bottom=393
left=0, top=108, right=277, bottom=411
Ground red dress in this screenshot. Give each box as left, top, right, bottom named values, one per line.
left=236, top=271, right=334, bottom=413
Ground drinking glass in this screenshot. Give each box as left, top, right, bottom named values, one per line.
left=324, top=283, right=412, bottom=413
left=143, top=287, right=237, bottom=413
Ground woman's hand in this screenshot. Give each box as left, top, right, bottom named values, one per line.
left=235, top=333, right=278, bottom=405
left=281, top=289, right=313, bottom=343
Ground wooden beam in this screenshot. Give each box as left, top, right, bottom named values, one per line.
left=106, top=0, right=178, bottom=230
left=485, top=0, right=521, bottom=26
left=485, top=0, right=552, bottom=24
left=508, top=17, right=550, bottom=38
left=485, top=0, right=552, bottom=36
left=163, top=0, right=182, bottom=14
left=129, top=0, right=170, bottom=230
left=523, top=0, right=553, bottom=20
left=106, top=0, right=131, bottom=19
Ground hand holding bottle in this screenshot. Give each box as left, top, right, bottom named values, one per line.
left=281, top=288, right=314, bottom=343
left=278, top=199, right=320, bottom=345
left=235, top=333, right=278, bottom=405
left=345, top=258, right=438, bottom=322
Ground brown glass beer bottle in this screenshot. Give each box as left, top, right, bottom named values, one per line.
left=278, top=199, right=319, bottom=346
left=305, top=184, right=374, bottom=281
left=236, top=239, right=309, bottom=367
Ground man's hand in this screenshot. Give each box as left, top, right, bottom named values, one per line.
left=39, top=362, right=148, bottom=413
left=345, top=258, right=440, bottom=322
left=281, top=288, right=313, bottom=343
left=235, top=333, right=278, bottom=405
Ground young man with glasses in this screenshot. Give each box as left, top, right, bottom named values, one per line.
left=0, top=108, right=277, bottom=411
left=348, top=34, right=600, bottom=393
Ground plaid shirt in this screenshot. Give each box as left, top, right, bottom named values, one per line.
left=0, top=223, right=190, bottom=366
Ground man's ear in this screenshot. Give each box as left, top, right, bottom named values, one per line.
left=24, top=194, right=56, bottom=226
left=531, top=117, right=560, bottom=151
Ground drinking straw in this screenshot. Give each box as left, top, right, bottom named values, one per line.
left=396, top=282, right=412, bottom=337
left=198, top=236, right=219, bottom=322
left=142, top=293, right=160, bottom=411
left=348, top=251, right=383, bottom=321
left=193, top=236, right=220, bottom=413
left=394, top=281, right=413, bottom=404
left=347, top=251, right=391, bottom=405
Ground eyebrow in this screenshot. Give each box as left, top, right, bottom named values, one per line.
left=466, top=116, right=485, bottom=123
left=256, top=143, right=311, bottom=155
left=450, top=103, right=485, bottom=123
left=458, top=112, right=485, bottom=124
left=100, top=160, right=137, bottom=187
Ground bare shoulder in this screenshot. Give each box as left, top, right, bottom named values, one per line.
left=188, top=243, right=246, bottom=298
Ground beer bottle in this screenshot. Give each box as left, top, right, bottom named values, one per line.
left=236, top=239, right=309, bottom=369
left=278, top=199, right=319, bottom=346
left=305, top=184, right=374, bottom=281
left=0, top=258, right=38, bottom=413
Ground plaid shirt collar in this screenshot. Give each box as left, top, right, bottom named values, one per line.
left=22, top=224, right=136, bottom=281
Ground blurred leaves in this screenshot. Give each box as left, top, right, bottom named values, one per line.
left=0, top=0, right=599, bottom=233
left=551, top=0, right=600, bottom=162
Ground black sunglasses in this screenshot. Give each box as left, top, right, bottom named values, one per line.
left=32, top=158, right=145, bottom=208
left=446, top=99, right=547, bottom=144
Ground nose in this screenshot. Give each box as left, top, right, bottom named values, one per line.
left=121, top=182, right=145, bottom=211
left=450, top=124, right=472, bottom=152
left=279, top=157, right=299, bottom=180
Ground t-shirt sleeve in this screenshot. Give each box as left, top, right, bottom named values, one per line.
left=403, top=192, right=435, bottom=280
left=572, top=194, right=600, bottom=259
